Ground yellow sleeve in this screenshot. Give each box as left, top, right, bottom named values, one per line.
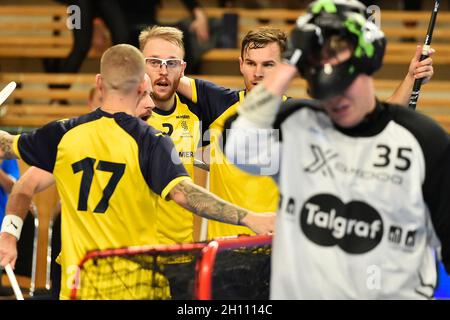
left=190, top=78, right=198, bottom=104
left=12, top=135, right=22, bottom=159
left=161, top=176, right=192, bottom=201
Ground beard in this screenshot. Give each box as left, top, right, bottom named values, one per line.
left=152, top=77, right=180, bottom=102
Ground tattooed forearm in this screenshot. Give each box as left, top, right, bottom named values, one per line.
left=171, top=180, right=248, bottom=226
left=0, top=131, right=16, bottom=159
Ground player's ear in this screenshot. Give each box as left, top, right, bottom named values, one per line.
left=239, top=56, right=244, bottom=74
left=95, top=74, right=103, bottom=94
left=138, top=74, right=150, bottom=95
left=181, top=61, right=187, bottom=77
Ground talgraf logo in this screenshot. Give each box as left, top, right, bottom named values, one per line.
left=300, top=194, right=383, bottom=254
left=304, top=144, right=338, bottom=178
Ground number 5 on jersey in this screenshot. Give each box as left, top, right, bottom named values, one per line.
left=72, top=157, right=126, bottom=213
left=373, top=145, right=412, bottom=171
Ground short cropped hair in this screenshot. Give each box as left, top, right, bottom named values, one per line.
left=139, top=25, right=185, bottom=57
left=240, top=27, right=287, bottom=59
left=100, top=44, right=146, bottom=94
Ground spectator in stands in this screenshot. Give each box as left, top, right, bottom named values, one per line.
left=118, top=0, right=211, bottom=74
left=403, top=0, right=422, bottom=42
left=359, top=0, right=378, bottom=7
left=404, top=0, right=422, bottom=11
left=44, top=1, right=129, bottom=105
left=47, top=0, right=128, bottom=74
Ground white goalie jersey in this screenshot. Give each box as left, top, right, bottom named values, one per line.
left=226, top=100, right=450, bottom=299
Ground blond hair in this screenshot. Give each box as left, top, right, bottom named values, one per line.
left=139, top=25, right=185, bottom=57
left=100, top=44, right=145, bottom=94
left=241, top=27, right=287, bottom=59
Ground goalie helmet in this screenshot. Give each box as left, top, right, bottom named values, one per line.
left=286, top=0, right=386, bottom=99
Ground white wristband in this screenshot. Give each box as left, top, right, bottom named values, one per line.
left=1, top=215, right=23, bottom=240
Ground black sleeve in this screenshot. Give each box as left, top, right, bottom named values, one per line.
left=395, top=106, right=450, bottom=272
left=17, top=120, right=67, bottom=172
left=142, top=129, right=189, bottom=196
left=422, top=134, right=450, bottom=272
left=194, top=78, right=241, bottom=130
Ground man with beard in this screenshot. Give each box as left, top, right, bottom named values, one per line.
left=118, top=0, right=210, bottom=74
left=139, top=26, right=207, bottom=244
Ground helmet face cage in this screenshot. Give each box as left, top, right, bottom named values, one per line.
left=291, top=0, right=386, bottom=99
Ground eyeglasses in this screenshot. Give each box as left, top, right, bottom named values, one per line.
left=145, top=57, right=185, bottom=69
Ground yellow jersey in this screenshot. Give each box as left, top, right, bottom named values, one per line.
left=189, top=79, right=281, bottom=239
left=13, top=109, right=190, bottom=299
left=147, top=94, right=202, bottom=245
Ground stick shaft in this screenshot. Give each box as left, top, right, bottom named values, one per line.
left=0, top=81, right=17, bottom=106
left=408, top=0, right=440, bottom=109
left=5, top=264, right=24, bottom=300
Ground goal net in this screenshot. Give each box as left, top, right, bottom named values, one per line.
left=70, top=235, right=272, bottom=300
